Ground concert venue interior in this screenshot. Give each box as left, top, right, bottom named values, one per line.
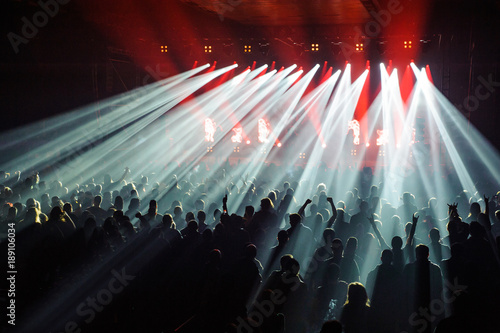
left=1, top=1, right=500, bottom=333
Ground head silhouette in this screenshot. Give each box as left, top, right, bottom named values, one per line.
left=381, top=249, right=393, bottom=264
left=345, top=282, right=369, bottom=307
left=415, top=244, right=430, bottom=261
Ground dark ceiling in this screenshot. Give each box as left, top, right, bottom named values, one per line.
left=179, top=0, right=373, bottom=26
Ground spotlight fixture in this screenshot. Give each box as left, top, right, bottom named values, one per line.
left=299, top=153, right=306, bottom=159
left=233, top=147, right=240, bottom=153
left=207, top=146, right=213, bottom=153
left=404, top=41, right=412, bottom=49
left=355, top=43, right=364, bottom=52
left=244, top=45, right=252, bottom=53
left=331, top=42, right=343, bottom=56
left=420, top=39, right=431, bottom=53
left=204, top=45, right=212, bottom=53
left=277, top=142, right=282, bottom=148
left=160, top=45, right=167, bottom=53
left=376, top=41, right=387, bottom=55
left=259, top=42, right=270, bottom=56
left=223, top=43, right=234, bottom=56
left=294, top=44, right=304, bottom=57
left=311, top=43, right=319, bottom=52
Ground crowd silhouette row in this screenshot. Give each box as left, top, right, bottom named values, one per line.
left=0, top=166, right=499, bottom=333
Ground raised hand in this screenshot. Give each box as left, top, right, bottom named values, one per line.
left=305, top=198, right=312, bottom=205
left=412, top=213, right=419, bottom=224
left=484, top=195, right=490, bottom=205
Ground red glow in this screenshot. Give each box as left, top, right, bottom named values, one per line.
left=387, top=60, right=393, bottom=75
left=319, top=66, right=333, bottom=84
left=270, top=61, right=276, bottom=71
left=401, top=64, right=415, bottom=105
left=251, top=61, right=256, bottom=71
left=192, top=61, right=198, bottom=69
left=425, top=65, right=434, bottom=84
left=321, top=61, right=328, bottom=79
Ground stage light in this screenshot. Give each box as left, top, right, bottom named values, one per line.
left=244, top=45, right=252, bottom=53
left=160, top=45, right=167, bottom=53
left=233, top=146, right=240, bottom=153
left=294, top=44, right=304, bottom=57
left=204, top=45, right=212, bottom=53
left=223, top=43, right=234, bottom=56
left=311, top=43, right=319, bottom=52
left=277, top=142, right=282, bottom=148
left=322, top=143, right=327, bottom=148
left=377, top=41, right=387, bottom=55
left=259, top=42, right=270, bottom=55
left=355, top=43, right=364, bottom=52
left=420, top=39, right=431, bottom=53
left=366, top=142, right=370, bottom=147
left=404, top=41, right=412, bottom=49
left=331, top=42, right=342, bottom=55
left=206, top=146, right=213, bottom=153
left=246, top=140, right=251, bottom=145
left=351, top=149, right=357, bottom=156
left=299, top=153, right=306, bottom=159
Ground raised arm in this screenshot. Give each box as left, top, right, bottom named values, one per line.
left=406, top=213, right=419, bottom=247
left=222, top=194, right=228, bottom=215
left=326, top=197, right=338, bottom=228
left=447, top=202, right=459, bottom=222
left=368, top=214, right=390, bottom=249
left=114, top=167, right=130, bottom=185
left=298, top=199, right=312, bottom=219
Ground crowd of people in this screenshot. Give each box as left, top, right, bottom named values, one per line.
left=1, top=165, right=499, bottom=333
